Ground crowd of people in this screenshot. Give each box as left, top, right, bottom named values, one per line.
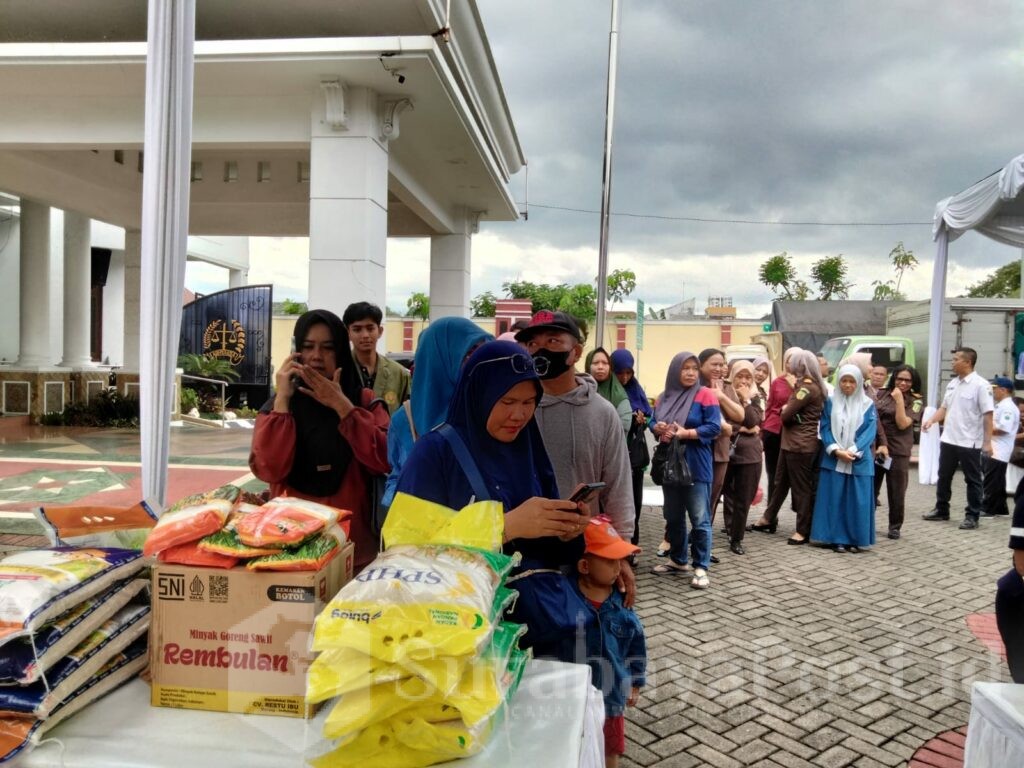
left=246, top=304, right=1018, bottom=766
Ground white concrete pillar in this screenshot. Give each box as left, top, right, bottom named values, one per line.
left=429, top=211, right=476, bottom=320
left=122, top=229, right=141, bottom=371
left=15, top=199, right=52, bottom=368
left=308, top=85, right=388, bottom=319
left=59, top=211, right=94, bottom=368
left=228, top=268, right=247, bottom=288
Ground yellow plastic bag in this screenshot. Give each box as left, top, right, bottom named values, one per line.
left=382, top=493, right=504, bottom=552
left=307, top=646, right=468, bottom=704
left=321, top=636, right=527, bottom=738
left=309, top=712, right=499, bottom=768
left=312, top=545, right=516, bottom=663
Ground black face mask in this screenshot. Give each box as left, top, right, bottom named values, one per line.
left=532, top=348, right=573, bottom=380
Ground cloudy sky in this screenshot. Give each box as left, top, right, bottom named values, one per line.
left=187, top=0, right=1024, bottom=317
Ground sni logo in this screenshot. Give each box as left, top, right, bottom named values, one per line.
left=157, top=573, right=185, bottom=602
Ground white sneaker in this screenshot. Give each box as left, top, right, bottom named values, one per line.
left=691, top=568, right=710, bottom=590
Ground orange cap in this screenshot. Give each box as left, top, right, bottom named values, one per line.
left=584, top=516, right=640, bottom=560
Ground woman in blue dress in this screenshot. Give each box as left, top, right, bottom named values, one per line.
left=811, top=363, right=878, bottom=553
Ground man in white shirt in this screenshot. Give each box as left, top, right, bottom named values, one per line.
left=984, top=376, right=1020, bottom=517
left=922, top=347, right=995, bottom=529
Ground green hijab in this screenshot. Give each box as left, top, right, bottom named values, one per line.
left=585, top=347, right=629, bottom=409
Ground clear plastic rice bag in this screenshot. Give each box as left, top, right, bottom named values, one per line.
left=0, top=548, right=145, bottom=647
left=311, top=545, right=516, bottom=663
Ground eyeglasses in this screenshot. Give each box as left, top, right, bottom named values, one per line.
left=471, top=353, right=549, bottom=378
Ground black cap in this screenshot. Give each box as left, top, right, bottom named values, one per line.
left=514, top=310, right=583, bottom=343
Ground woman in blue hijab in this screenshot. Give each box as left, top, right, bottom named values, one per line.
left=610, top=348, right=653, bottom=547
left=396, top=340, right=588, bottom=565
left=381, top=317, right=492, bottom=507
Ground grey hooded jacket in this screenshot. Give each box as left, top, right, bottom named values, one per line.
left=534, top=373, right=635, bottom=540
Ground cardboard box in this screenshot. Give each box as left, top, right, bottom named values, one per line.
left=150, top=541, right=353, bottom=718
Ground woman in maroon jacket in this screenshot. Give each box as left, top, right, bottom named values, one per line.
left=760, top=346, right=802, bottom=505
left=249, top=309, right=390, bottom=573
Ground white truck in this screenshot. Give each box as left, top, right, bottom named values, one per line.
left=886, top=297, right=1024, bottom=397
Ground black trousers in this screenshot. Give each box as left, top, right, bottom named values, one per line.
left=630, top=465, right=644, bottom=546
left=935, top=442, right=984, bottom=520
left=762, top=430, right=783, bottom=503
left=997, top=569, right=1024, bottom=683
left=763, top=450, right=816, bottom=538
left=723, top=462, right=761, bottom=543
left=873, top=455, right=910, bottom=531
left=984, top=457, right=1010, bottom=516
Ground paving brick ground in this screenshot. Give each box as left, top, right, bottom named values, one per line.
left=624, top=477, right=1014, bottom=767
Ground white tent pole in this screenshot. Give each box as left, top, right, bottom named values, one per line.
left=594, top=0, right=621, bottom=349
left=926, top=228, right=949, bottom=409
left=140, top=0, right=195, bottom=508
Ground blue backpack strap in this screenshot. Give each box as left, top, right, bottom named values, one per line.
left=437, top=424, right=490, bottom=502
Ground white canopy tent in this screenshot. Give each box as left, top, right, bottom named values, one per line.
left=919, top=153, right=1024, bottom=483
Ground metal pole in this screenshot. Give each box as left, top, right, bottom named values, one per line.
left=594, top=0, right=621, bottom=349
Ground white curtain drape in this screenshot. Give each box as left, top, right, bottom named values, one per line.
left=139, top=0, right=195, bottom=508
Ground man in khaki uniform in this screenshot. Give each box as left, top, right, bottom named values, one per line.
left=342, top=302, right=411, bottom=414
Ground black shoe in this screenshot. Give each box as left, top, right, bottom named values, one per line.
left=887, top=528, right=901, bottom=540
left=833, top=544, right=847, bottom=553
left=786, top=536, right=808, bottom=546
left=922, top=511, right=950, bottom=521
left=747, top=522, right=777, bottom=534
left=959, top=518, right=979, bottom=530
left=729, top=541, right=745, bottom=555
left=709, top=554, right=720, bottom=564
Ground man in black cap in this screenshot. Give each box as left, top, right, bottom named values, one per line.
left=516, top=310, right=636, bottom=605
left=985, top=376, right=1020, bottom=517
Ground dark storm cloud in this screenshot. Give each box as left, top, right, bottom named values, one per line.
left=476, top=0, right=1024, bottom=309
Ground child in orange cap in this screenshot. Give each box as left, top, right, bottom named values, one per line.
left=576, top=516, right=647, bottom=768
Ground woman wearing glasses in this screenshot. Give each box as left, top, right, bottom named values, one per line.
left=873, top=364, right=923, bottom=539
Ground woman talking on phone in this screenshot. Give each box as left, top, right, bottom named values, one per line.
left=249, top=309, right=390, bottom=573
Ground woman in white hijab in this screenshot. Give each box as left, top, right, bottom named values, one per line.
left=810, top=364, right=878, bottom=552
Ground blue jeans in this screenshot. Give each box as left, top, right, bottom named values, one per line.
left=662, top=481, right=711, bottom=569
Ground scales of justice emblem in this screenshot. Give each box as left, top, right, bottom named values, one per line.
left=203, top=319, right=246, bottom=365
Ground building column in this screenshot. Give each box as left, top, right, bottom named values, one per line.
left=308, top=85, right=389, bottom=319
left=228, top=268, right=247, bottom=289
left=15, top=199, right=52, bottom=368
left=59, top=211, right=94, bottom=368
left=429, top=211, right=477, bottom=320
left=122, top=228, right=141, bottom=371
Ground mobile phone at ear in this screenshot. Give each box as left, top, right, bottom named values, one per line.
left=289, top=337, right=302, bottom=387
left=568, top=482, right=606, bottom=505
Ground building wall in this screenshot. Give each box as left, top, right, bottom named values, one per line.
left=270, top=315, right=765, bottom=397
left=0, top=212, right=20, bottom=363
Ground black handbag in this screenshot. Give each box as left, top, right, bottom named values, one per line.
left=627, top=420, right=651, bottom=469
left=650, top=441, right=668, bottom=485
left=662, top=438, right=694, bottom=488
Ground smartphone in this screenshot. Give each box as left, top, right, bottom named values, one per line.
left=289, top=337, right=302, bottom=387
left=568, top=482, right=606, bottom=505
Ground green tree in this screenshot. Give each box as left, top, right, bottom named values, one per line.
left=280, top=298, right=307, bottom=315
left=406, top=291, right=430, bottom=320
left=558, top=283, right=598, bottom=321
left=502, top=280, right=567, bottom=313
left=470, top=291, right=497, bottom=317
left=758, top=252, right=810, bottom=300
left=871, top=242, right=919, bottom=301
left=966, top=260, right=1022, bottom=298
left=606, top=269, right=637, bottom=303
left=810, top=255, right=852, bottom=300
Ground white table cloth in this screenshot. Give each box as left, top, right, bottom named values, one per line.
left=18, top=659, right=602, bottom=768
left=964, top=682, right=1024, bottom=767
